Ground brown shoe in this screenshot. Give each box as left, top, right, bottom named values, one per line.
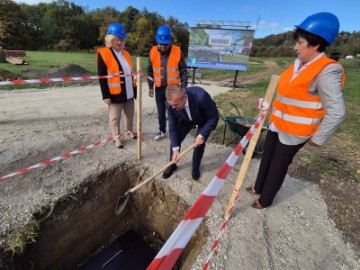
left=245, top=187, right=258, bottom=195
left=251, top=200, right=264, bottom=209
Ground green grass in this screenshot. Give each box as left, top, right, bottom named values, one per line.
left=271, top=57, right=293, bottom=68
left=0, top=51, right=149, bottom=75
left=338, top=59, right=360, bottom=143
left=0, top=51, right=149, bottom=90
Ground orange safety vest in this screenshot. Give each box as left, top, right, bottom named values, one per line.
left=150, top=45, right=181, bottom=87
left=270, top=55, right=345, bottom=137
left=97, top=47, right=133, bottom=95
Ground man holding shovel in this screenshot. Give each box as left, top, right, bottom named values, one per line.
left=162, top=84, right=219, bottom=181
left=246, top=12, right=346, bottom=209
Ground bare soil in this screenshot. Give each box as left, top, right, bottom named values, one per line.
left=0, top=63, right=359, bottom=269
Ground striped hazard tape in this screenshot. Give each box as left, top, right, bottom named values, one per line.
left=0, top=74, right=123, bottom=86
left=0, top=132, right=129, bottom=181
left=0, top=71, right=154, bottom=86
left=147, top=104, right=269, bottom=270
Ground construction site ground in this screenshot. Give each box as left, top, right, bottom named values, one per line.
left=0, top=64, right=359, bottom=269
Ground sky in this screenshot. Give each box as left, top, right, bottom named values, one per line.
left=15, top=0, right=359, bottom=38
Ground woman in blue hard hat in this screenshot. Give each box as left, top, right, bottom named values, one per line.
left=147, top=25, right=188, bottom=141
left=246, top=12, right=346, bottom=208
left=97, top=22, right=137, bottom=149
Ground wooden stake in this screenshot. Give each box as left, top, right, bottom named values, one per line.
left=136, top=57, right=142, bottom=160
left=224, top=75, right=279, bottom=218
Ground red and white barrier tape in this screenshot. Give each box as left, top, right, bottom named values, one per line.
left=203, top=102, right=269, bottom=270
left=0, top=71, right=154, bottom=86
left=0, top=74, right=127, bottom=86
left=138, top=71, right=155, bottom=82
left=147, top=101, right=269, bottom=270
left=0, top=132, right=129, bottom=181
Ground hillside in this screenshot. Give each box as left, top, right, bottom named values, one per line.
left=252, top=31, right=360, bottom=58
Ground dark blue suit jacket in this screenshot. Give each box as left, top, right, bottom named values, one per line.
left=166, top=86, right=219, bottom=147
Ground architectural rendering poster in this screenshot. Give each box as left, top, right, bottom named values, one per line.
left=187, top=27, right=255, bottom=71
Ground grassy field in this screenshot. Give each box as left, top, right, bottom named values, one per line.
left=0, top=51, right=265, bottom=78
left=0, top=51, right=152, bottom=75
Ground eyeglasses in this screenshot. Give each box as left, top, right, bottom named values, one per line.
left=158, top=43, right=170, bottom=46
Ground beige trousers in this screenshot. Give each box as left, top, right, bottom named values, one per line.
left=108, top=98, right=134, bottom=143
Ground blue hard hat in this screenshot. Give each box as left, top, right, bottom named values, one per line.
left=156, top=26, right=172, bottom=44
left=107, top=23, right=127, bottom=39
left=295, top=12, right=339, bottom=45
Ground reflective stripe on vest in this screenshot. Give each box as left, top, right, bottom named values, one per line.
left=97, top=48, right=133, bottom=95
left=272, top=109, right=322, bottom=125
left=275, top=93, right=324, bottom=109
left=270, top=54, right=345, bottom=136
left=150, top=45, right=181, bottom=87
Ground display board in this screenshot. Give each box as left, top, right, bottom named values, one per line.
left=187, top=27, right=255, bottom=71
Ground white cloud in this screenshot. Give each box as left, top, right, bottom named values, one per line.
left=14, top=0, right=53, bottom=4
left=257, top=21, right=294, bottom=34
left=283, top=26, right=294, bottom=32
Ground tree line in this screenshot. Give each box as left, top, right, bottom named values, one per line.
left=252, top=31, right=360, bottom=58
left=1, top=0, right=359, bottom=59
left=0, top=0, right=189, bottom=56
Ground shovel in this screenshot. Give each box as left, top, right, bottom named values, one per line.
left=115, top=143, right=196, bottom=215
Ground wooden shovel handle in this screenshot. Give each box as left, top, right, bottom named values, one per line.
left=129, top=143, right=196, bottom=193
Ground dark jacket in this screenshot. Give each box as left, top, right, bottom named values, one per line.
left=166, top=86, right=219, bottom=147
left=147, top=45, right=188, bottom=90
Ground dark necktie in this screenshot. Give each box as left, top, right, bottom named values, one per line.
left=178, top=109, right=190, bottom=122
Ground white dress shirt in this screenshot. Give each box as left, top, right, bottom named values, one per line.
left=114, top=50, right=134, bottom=99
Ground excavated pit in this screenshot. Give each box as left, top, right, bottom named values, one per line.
left=12, top=165, right=208, bottom=269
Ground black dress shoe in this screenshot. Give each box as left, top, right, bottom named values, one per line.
left=192, top=170, right=201, bottom=181
left=162, top=164, right=177, bottom=179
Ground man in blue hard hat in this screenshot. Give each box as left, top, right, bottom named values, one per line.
left=246, top=12, right=346, bottom=209
left=147, top=26, right=188, bottom=141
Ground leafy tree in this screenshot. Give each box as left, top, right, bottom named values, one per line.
left=189, top=28, right=209, bottom=46
left=91, top=6, right=120, bottom=44
left=42, top=5, right=65, bottom=49
left=70, top=14, right=99, bottom=49
left=19, top=3, right=48, bottom=50
left=166, top=16, right=189, bottom=55
left=117, top=6, right=141, bottom=33
left=0, top=0, right=27, bottom=49
left=251, top=30, right=360, bottom=58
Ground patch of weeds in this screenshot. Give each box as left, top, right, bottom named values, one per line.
left=26, top=219, right=40, bottom=243
left=6, top=232, right=26, bottom=256
left=5, top=219, right=40, bottom=257
left=307, top=153, right=331, bottom=173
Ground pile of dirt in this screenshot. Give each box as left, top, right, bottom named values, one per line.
left=0, top=69, right=25, bottom=81
left=20, top=64, right=94, bottom=79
